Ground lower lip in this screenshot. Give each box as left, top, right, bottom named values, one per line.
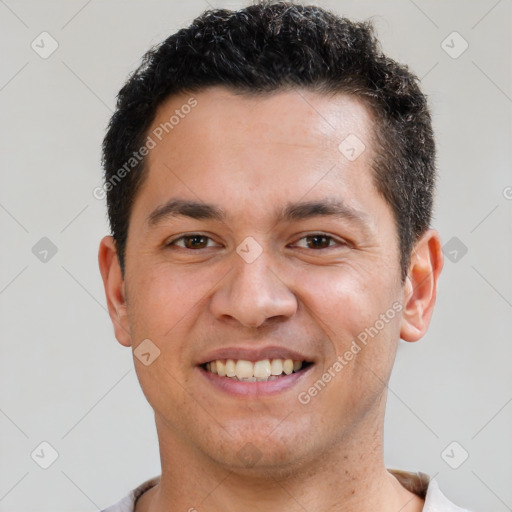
left=198, top=365, right=314, bottom=398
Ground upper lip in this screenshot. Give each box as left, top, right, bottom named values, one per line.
left=198, top=345, right=314, bottom=365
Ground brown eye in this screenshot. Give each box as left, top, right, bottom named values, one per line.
left=183, top=235, right=209, bottom=249
left=292, top=233, right=341, bottom=250
left=168, top=234, right=215, bottom=249
left=305, top=234, right=333, bottom=249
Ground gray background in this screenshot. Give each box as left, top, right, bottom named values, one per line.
left=1, top=0, right=511, bottom=510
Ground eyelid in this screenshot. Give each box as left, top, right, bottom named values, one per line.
left=290, top=232, right=349, bottom=249
left=165, top=233, right=221, bottom=248
left=165, top=232, right=350, bottom=250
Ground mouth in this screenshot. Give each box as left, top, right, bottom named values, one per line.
left=201, top=358, right=313, bottom=382
left=197, top=346, right=315, bottom=397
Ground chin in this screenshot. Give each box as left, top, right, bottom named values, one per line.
left=204, top=420, right=316, bottom=474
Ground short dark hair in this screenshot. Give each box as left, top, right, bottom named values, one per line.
left=102, top=1, right=435, bottom=282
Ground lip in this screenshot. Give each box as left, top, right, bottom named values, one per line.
left=197, top=345, right=314, bottom=365
left=199, top=363, right=314, bottom=398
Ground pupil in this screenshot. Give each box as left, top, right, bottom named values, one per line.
left=309, top=235, right=329, bottom=249
left=186, top=235, right=206, bottom=249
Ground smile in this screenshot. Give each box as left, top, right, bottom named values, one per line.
left=203, top=358, right=311, bottom=382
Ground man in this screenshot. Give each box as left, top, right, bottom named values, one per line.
left=98, top=2, right=470, bottom=511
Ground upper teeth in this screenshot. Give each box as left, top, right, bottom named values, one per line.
left=205, top=358, right=303, bottom=381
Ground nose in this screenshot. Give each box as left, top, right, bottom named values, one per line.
left=209, top=249, right=298, bottom=328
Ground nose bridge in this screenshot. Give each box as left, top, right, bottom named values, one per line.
left=210, top=245, right=297, bottom=328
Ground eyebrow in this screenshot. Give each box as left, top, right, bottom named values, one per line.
left=146, top=197, right=371, bottom=230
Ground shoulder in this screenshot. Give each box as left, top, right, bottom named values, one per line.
left=423, top=478, right=473, bottom=512
left=100, top=475, right=161, bottom=512
left=388, top=468, right=473, bottom=512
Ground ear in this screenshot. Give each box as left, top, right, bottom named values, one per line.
left=400, top=229, right=444, bottom=342
left=98, top=235, right=131, bottom=347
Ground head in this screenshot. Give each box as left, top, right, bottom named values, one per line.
left=99, top=2, right=442, bottom=474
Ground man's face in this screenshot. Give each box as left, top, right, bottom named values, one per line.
left=117, top=87, right=407, bottom=470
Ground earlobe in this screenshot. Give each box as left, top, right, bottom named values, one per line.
left=98, top=235, right=132, bottom=347
left=400, top=229, right=444, bottom=342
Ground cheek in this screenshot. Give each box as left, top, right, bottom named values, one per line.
left=295, top=264, right=391, bottom=339
left=294, top=263, right=402, bottom=391
left=128, top=263, right=215, bottom=334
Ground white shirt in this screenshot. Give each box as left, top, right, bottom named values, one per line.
left=100, top=469, right=472, bottom=512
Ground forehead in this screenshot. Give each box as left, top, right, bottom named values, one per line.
left=130, top=86, right=381, bottom=228
left=148, top=86, right=375, bottom=157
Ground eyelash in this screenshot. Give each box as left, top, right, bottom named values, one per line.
left=166, top=233, right=347, bottom=250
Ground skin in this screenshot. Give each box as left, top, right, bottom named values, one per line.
left=99, top=86, right=443, bottom=512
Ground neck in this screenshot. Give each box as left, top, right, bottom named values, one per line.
left=135, top=400, right=424, bottom=512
